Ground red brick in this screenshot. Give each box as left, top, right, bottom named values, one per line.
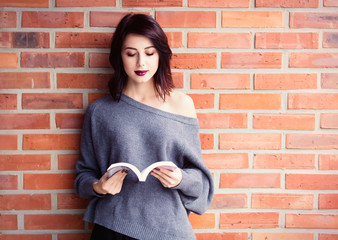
left=57, top=73, right=110, bottom=89
left=220, top=133, right=281, bottom=150
left=322, top=73, right=338, bottom=89
left=0, top=175, right=18, bottom=190
left=0, top=0, right=48, bottom=7
left=56, top=0, right=115, bottom=7
left=287, top=134, right=338, bottom=150
left=288, top=93, right=338, bottom=109
left=0, top=113, right=50, bottom=129
left=0, top=135, right=17, bottom=150
left=188, top=32, right=250, bottom=48
left=203, top=153, right=249, bottom=169
left=22, top=11, right=84, bottom=28
left=23, top=134, right=81, bottom=150
left=189, top=213, right=215, bottom=229
left=189, top=94, right=214, bottom=109
left=196, top=233, right=248, bottom=240
left=210, top=194, right=247, bottom=209
left=0, top=53, right=17, bottom=68
left=25, top=214, right=84, bottom=230
left=88, top=93, right=109, bottom=104
left=166, top=32, right=182, bottom=48
left=0, top=194, right=51, bottom=210
left=89, top=53, right=110, bottom=68
left=0, top=32, right=50, bottom=48
left=172, top=72, right=184, bottom=88
left=286, top=214, right=338, bottom=229
left=56, top=113, right=84, bottom=129
left=324, top=0, right=338, bottom=6
left=0, top=72, right=50, bottom=89
left=0, top=215, right=17, bottom=230
left=290, top=52, right=338, bottom=68
left=200, top=133, right=214, bottom=150
left=21, top=52, right=85, bottom=68
left=22, top=93, right=83, bottom=109
left=286, top=174, right=338, bottom=190
left=222, top=11, right=283, bottom=28
left=252, top=233, right=314, bottom=240
left=24, top=174, right=75, bottom=190
left=0, top=11, right=16, bottom=28
left=156, top=11, right=216, bottom=28
left=57, top=193, right=89, bottom=209
left=254, top=73, right=317, bottom=89
left=255, top=32, right=318, bottom=49
left=220, top=94, right=281, bottom=109
left=0, top=154, right=50, bottom=171
left=189, top=0, right=249, bottom=7
left=198, top=113, right=247, bottom=129
left=58, top=154, right=79, bottom=170
left=172, top=53, right=217, bottom=69
left=319, top=194, right=338, bottom=209
left=1, top=235, right=52, bottom=240
left=0, top=94, right=17, bottom=109
left=319, top=155, right=338, bottom=170
left=220, top=212, right=279, bottom=228
left=221, top=52, right=282, bottom=69
left=220, top=173, right=280, bottom=188
left=191, top=73, right=250, bottom=89
left=323, top=32, right=338, bottom=48
left=321, top=113, right=338, bottom=129
left=123, top=0, right=182, bottom=7
left=253, top=113, right=315, bottom=130
left=56, top=32, right=112, bottom=48
left=319, top=234, right=338, bottom=240
left=90, top=12, right=138, bottom=28
left=57, top=234, right=91, bottom=240
left=290, top=12, right=338, bottom=28
left=256, top=0, right=318, bottom=7
left=252, top=193, right=313, bottom=209
left=253, top=154, right=315, bottom=169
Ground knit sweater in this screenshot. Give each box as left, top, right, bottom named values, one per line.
left=74, top=94, right=214, bottom=240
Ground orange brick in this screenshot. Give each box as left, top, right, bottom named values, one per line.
left=286, top=214, right=338, bottom=229
left=0, top=72, right=50, bottom=89
left=156, top=11, right=216, bottom=28
left=287, top=134, right=338, bottom=150
left=89, top=53, right=110, bottom=68
left=172, top=72, right=184, bottom=88
left=254, top=73, right=317, bottom=90
left=189, top=0, right=249, bottom=7
left=0, top=154, right=50, bottom=171
left=57, top=233, right=91, bottom=240
left=220, top=133, right=281, bottom=150
left=220, top=212, right=279, bottom=228
left=0, top=135, right=17, bottom=150
left=290, top=53, right=338, bottom=68
left=197, top=233, right=248, bottom=240
left=210, top=194, right=247, bottom=209
left=24, top=214, right=83, bottom=230
left=166, top=32, right=182, bottom=48
left=88, top=93, right=109, bottom=104
left=57, top=193, right=90, bottom=209
left=0, top=215, right=17, bottom=230
left=197, top=113, right=247, bottom=129
left=222, top=11, right=283, bottom=28
left=191, top=73, right=250, bottom=89
left=322, top=73, right=338, bottom=89
left=22, top=11, right=84, bottom=28
left=56, top=113, right=84, bottom=129
left=256, top=0, right=318, bottom=7
left=203, top=153, right=249, bottom=169
left=200, top=133, right=214, bottom=150
left=252, top=233, right=314, bottom=240
left=21, top=52, right=85, bottom=68
left=221, top=52, right=282, bottom=69
left=220, top=173, right=280, bottom=188
left=57, top=73, right=110, bottom=89
left=253, top=154, right=315, bottom=169
left=123, top=0, right=182, bottom=7
left=23, top=134, right=81, bottom=150
left=0, top=234, right=52, bottom=240
left=253, top=113, right=315, bottom=130
left=24, top=174, right=75, bottom=190
left=319, top=155, right=338, bottom=170
left=319, top=234, right=338, bottom=240
left=255, top=32, right=318, bottom=49
left=288, top=93, right=338, bottom=109
left=0, top=175, right=18, bottom=190
left=290, top=12, right=338, bottom=28
left=90, top=12, right=139, bottom=27
left=324, top=0, right=338, bottom=6
left=58, top=154, right=79, bottom=170
left=0, top=113, right=50, bottom=129
left=189, top=94, right=214, bottom=109
left=319, top=194, right=338, bottom=209
left=321, top=113, right=338, bottom=129
left=0, top=0, right=48, bottom=7
left=323, top=32, right=338, bottom=48
left=56, top=0, right=116, bottom=7
left=0, top=194, right=51, bottom=210
left=172, top=53, right=217, bottom=69
left=0, top=11, right=16, bottom=28
left=22, top=93, right=83, bottom=109
left=286, top=174, right=338, bottom=190
left=0, top=94, right=17, bottom=109
left=0, top=53, right=17, bottom=68
left=55, top=32, right=112, bottom=48
left=220, top=94, right=281, bottom=109
left=188, top=32, right=250, bottom=48
left=252, top=193, right=313, bottom=209
left=189, top=213, right=215, bottom=229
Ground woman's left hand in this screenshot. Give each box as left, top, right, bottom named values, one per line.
left=151, top=166, right=182, bottom=188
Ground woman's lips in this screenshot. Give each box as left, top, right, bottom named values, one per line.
left=135, top=70, right=148, bottom=76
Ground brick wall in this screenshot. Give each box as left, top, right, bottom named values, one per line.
left=0, top=0, right=337, bottom=239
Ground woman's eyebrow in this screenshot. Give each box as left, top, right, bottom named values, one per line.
left=124, top=46, right=155, bottom=50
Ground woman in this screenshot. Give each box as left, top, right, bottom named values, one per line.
left=74, top=14, right=214, bottom=240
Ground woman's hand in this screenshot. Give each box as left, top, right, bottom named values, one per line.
left=93, top=170, right=128, bottom=195
left=151, top=166, right=182, bottom=188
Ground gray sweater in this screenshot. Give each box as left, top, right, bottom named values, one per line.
left=74, top=94, right=214, bottom=240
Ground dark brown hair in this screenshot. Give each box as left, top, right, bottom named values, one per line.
left=109, top=14, right=174, bottom=101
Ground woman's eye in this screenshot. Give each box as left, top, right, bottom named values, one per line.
left=127, top=53, right=136, bottom=57
left=146, top=52, right=154, bottom=56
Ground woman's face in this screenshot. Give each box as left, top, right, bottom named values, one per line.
left=121, top=33, right=159, bottom=85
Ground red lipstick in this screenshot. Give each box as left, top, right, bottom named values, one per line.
left=135, top=70, right=148, bottom=76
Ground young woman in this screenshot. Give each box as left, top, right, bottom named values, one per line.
left=74, top=14, right=214, bottom=240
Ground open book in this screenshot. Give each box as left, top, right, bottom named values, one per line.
left=107, top=161, right=177, bottom=182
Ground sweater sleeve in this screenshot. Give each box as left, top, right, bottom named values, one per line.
left=172, top=125, right=214, bottom=215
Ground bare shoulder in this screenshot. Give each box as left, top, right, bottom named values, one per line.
left=167, top=91, right=197, bottom=118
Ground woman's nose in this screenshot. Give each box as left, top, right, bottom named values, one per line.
left=137, top=54, right=145, bottom=67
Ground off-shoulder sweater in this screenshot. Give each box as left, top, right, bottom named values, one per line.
left=74, top=94, right=214, bottom=240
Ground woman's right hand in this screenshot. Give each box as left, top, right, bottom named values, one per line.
left=93, top=170, right=128, bottom=195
